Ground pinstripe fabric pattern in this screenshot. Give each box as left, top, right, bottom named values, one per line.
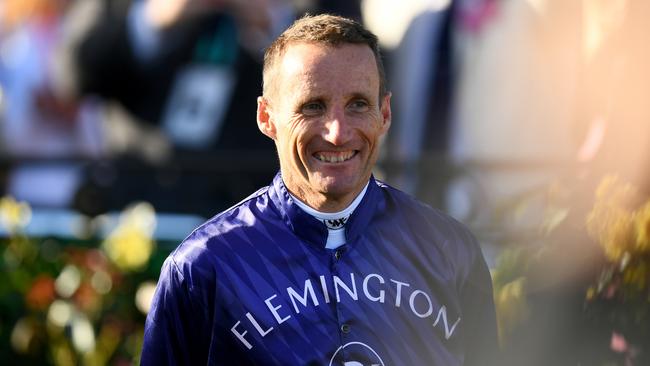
left=141, top=173, right=497, bottom=365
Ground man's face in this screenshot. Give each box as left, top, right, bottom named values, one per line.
left=257, top=42, right=391, bottom=212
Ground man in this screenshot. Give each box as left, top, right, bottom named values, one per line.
left=141, top=14, right=497, bottom=365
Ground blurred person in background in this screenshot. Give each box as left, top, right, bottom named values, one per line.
left=66, top=0, right=295, bottom=216
left=74, top=0, right=290, bottom=150
left=362, top=0, right=501, bottom=214
left=380, top=0, right=459, bottom=206
left=0, top=0, right=104, bottom=210
left=141, top=14, right=497, bottom=365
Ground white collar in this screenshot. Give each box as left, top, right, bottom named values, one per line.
left=289, top=182, right=369, bottom=249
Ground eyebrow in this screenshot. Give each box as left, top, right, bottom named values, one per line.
left=298, top=91, right=374, bottom=105
left=348, top=92, right=373, bottom=102
left=297, top=95, right=327, bottom=107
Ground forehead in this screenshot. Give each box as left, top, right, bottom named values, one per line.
left=276, top=42, right=379, bottom=97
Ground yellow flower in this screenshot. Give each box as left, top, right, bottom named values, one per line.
left=595, top=175, right=637, bottom=204
left=0, top=196, right=31, bottom=232
left=603, top=214, right=634, bottom=262
left=586, top=286, right=596, bottom=301
left=11, top=317, right=36, bottom=354
left=587, top=202, right=635, bottom=261
left=494, top=277, right=529, bottom=347
left=587, top=176, right=638, bottom=261
left=634, top=201, right=650, bottom=252
left=103, top=202, right=156, bottom=272
left=104, top=225, right=153, bottom=271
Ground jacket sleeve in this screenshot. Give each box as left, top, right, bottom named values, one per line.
left=141, top=256, right=209, bottom=365
left=459, top=237, right=500, bottom=366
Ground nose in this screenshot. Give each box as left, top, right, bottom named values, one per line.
left=323, top=108, right=351, bottom=145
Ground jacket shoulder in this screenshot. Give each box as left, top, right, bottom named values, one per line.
left=375, top=180, right=483, bottom=272
left=376, top=180, right=474, bottom=237
left=167, top=186, right=272, bottom=274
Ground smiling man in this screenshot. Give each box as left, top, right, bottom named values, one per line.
left=141, top=14, right=498, bottom=366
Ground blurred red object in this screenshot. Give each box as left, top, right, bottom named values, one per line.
left=25, top=275, right=56, bottom=310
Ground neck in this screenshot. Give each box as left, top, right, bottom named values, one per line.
left=284, top=179, right=370, bottom=213
left=290, top=182, right=369, bottom=219
left=303, top=194, right=356, bottom=213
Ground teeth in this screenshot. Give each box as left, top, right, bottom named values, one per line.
left=316, top=151, right=354, bottom=163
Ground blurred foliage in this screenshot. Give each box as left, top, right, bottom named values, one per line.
left=492, top=175, right=650, bottom=365
left=584, top=176, right=650, bottom=364
left=0, top=198, right=167, bottom=365
left=491, top=248, right=530, bottom=346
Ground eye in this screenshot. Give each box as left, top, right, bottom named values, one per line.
left=348, top=99, right=369, bottom=112
left=301, top=101, right=325, bottom=116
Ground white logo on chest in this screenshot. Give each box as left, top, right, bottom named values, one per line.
left=329, top=341, right=385, bottom=366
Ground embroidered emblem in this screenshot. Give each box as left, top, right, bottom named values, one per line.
left=324, top=217, right=348, bottom=229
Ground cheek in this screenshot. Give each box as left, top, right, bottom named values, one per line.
left=362, top=119, right=386, bottom=145
left=277, top=123, right=308, bottom=161
left=287, top=120, right=314, bottom=148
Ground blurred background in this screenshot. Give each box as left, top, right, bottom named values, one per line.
left=1, top=0, right=648, bottom=364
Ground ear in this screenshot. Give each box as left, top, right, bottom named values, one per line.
left=379, top=92, right=392, bottom=135
left=257, top=96, right=276, bottom=140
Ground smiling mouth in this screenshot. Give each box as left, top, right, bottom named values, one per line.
left=314, top=150, right=357, bottom=163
